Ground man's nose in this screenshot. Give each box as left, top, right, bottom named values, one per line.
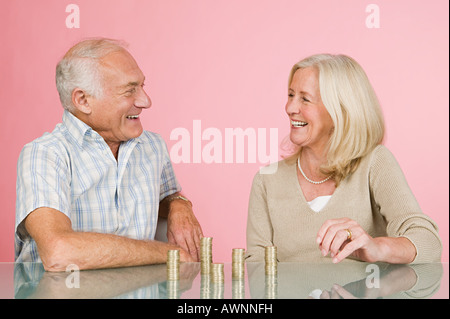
left=135, top=89, right=151, bottom=109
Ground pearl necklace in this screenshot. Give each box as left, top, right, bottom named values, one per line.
left=297, top=156, right=332, bottom=185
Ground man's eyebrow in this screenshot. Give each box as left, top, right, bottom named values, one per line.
left=123, top=81, right=139, bottom=87
left=119, top=77, right=145, bottom=89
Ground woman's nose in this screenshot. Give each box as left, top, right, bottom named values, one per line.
left=285, top=99, right=300, bottom=115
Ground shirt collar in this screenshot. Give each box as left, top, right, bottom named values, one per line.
left=62, top=110, right=143, bottom=148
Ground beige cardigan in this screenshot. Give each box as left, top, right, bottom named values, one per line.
left=246, top=145, right=442, bottom=263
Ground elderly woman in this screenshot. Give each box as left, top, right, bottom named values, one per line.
left=246, top=54, right=442, bottom=264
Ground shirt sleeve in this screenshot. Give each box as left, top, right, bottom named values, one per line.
left=15, top=142, right=71, bottom=241
left=245, top=171, right=274, bottom=262
left=156, top=135, right=182, bottom=201
left=369, top=146, right=442, bottom=263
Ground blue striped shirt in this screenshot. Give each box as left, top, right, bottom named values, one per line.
left=15, top=111, right=181, bottom=262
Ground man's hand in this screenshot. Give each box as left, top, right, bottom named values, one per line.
left=162, top=195, right=203, bottom=262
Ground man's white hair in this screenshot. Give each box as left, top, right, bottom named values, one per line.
left=55, top=38, right=128, bottom=112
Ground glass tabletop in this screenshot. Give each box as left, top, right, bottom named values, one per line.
left=1, top=261, right=448, bottom=299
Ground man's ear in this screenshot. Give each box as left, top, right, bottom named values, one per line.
left=72, top=88, right=92, bottom=114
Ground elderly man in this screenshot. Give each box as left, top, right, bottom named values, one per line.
left=15, top=38, right=203, bottom=271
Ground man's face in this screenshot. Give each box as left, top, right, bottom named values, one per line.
left=86, top=50, right=151, bottom=147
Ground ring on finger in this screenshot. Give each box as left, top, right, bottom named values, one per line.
left=345, top=229, right=352, bottom=241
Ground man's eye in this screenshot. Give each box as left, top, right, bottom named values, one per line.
left=302, top=97, right=310, bottom=102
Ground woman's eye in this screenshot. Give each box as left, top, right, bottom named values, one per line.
left=302, top=97, right=310, bottom=102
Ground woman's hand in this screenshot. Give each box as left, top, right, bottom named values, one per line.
left=316, top=218, right=384, bottom=263
left=316, top=218, right=416, bottom=264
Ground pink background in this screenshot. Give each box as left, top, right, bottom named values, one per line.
left=0, top=0, right=448, bottom=263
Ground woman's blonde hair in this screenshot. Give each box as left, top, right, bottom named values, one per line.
left=285, top=54, right=385, bottom=186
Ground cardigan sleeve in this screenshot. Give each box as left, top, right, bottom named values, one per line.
left=245, top=171, right=274, bottom=262
left=369, top=146, right=442, bottom=263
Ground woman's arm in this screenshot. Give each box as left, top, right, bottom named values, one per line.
left=245, top=172, right=274, bottom=261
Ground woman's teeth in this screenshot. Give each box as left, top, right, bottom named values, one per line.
left=126, top=115, right=139, bottom=119
left=291, top=120, right=307, bottom=127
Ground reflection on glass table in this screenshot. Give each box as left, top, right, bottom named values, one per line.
left=13, top=261, right=445, bottom=299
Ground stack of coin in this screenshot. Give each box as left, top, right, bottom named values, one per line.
left=231, top=248, right=245, bottom=280
left=210, top=263, right=224, bottom=284
left=264, top=246, right=277, bottom=275
left=211, top=263, right=224, bottom=299
left=166, top=280, right=180, bottom=299
left=167, top=249, right=180, bottom=281
left=211, top=280, right=224, bottom=299
left=232, top=278, right=245, bottom=299
left=200, top=237, right=213, bottom=275
left=265, top=273, right=278, bottom=299
left=200, top=274, right=211, bottom=299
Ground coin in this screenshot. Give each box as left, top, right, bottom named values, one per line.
left=167, top=249, right=180, bottom=281
left=232, top=248, right=245, bottom=280
left=200, top=237, right=213, bottom=275
left=264, top=246, right=277, bottom=275
left=210, top=262, right=224, bottom=283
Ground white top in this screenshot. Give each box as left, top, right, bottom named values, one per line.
left=307, top=195, right=332, bottom=212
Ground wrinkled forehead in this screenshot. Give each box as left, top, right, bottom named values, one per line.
left=290, top=67, right=320, bottom=93
left=99, top=50, right=145, bottom=86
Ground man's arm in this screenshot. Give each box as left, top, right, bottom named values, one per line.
left=24, top=207, right=194, bottom=272
left=159, top=193, right=203, bottom=261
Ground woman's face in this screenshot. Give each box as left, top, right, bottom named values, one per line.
left=285, top=67, right=334, bottom=154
